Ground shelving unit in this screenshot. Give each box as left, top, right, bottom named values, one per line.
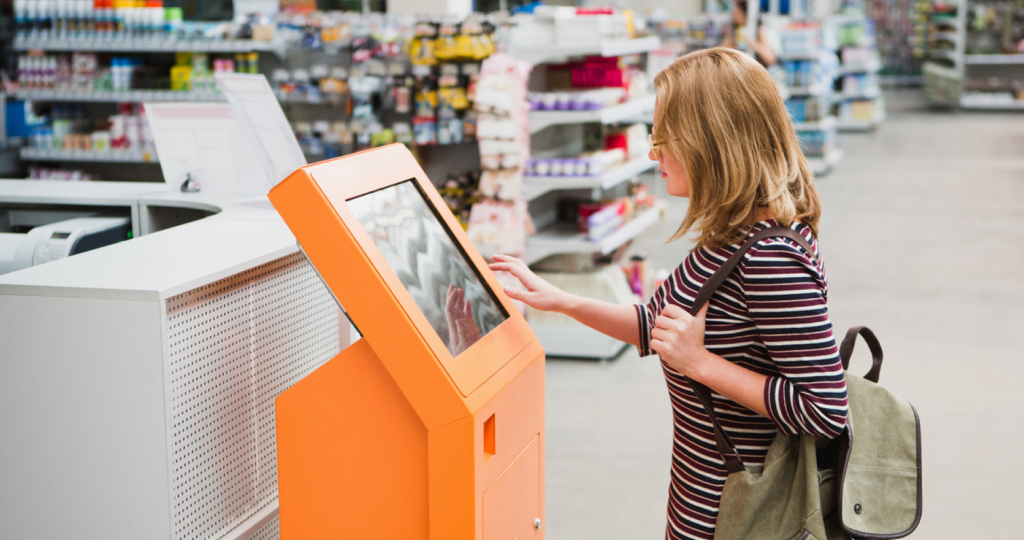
left=523, top=156, right=657, bottom=202
left=829, top=14, right=886, bottom=132
left=21, top=148, right=158, bottom=163
left=512, top=35, right=663, bottom=358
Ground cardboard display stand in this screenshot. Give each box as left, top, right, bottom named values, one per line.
left=268, top=144, right=546, bottom=540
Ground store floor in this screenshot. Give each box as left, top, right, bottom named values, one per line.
left=544, top=90, right=1024, bottom=539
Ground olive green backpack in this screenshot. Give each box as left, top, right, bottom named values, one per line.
left=686, top=227, right=923, bottom=540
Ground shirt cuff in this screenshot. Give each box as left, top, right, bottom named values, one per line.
left=763, top=376, right=796, bottom=436
left=634, top=303, right=654, bottom=357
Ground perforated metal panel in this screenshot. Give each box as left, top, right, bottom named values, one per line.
left=163, top=252, right=343, bottom=540
left=248, top=515, right=280, bottom=540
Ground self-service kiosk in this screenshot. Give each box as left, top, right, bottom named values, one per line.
left=268, top=144, right=545, bottom=540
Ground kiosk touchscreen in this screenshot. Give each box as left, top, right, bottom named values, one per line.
left=269, top=144, right=545, bottom=540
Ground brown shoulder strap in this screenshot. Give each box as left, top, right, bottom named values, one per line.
left=687, top=226, right=816, bottom=474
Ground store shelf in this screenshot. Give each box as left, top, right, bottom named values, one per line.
left=836, top=58, right=882, bottom=75
left=529, top=321, right=629, bottom=359
left=792, top=116, right=837, bottom=131
left=778, top=51, right=821, bottom=61
left=512, top=36, right=661, bottom=65
left=931, top=32, right=958, bottom=42
left=787, top=83, right=831, bottom=97
left=806, top=148, right=843, bottom=175
left=276, top=91, right=347, bottom=105
left=11, top=89, right=225, bottom=102
left=523, top=202, right=663, bottom=265
left=528, top=95, right=656, bottom=133
left=523, top=156, right=657, bottom=201
left=965, top=54, right=1024, bottom=65
left=832, top=86, right=881, bottom=100
left=20, top=147, right=158, bottom=163
left=960, top=93, right=1024, bottom=110
left=14, top=37, right=284, bottom=54
left=837, top=111, right=886, bottom=131
left=930, top=50, right=958, bottom=61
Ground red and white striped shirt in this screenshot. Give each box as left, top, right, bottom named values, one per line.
left=635, top=220, right=849, bottom=540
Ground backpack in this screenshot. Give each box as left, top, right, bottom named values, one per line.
left=685, top=226, right=923, bottom=539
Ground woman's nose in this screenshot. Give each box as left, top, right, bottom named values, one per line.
left=648, top=147, right=658, bottom=161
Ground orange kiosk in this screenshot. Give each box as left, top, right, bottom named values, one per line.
left=268, top=144, right=545, bottom=540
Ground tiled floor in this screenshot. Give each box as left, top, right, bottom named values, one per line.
left=543, top=90, right=1024, bottom=539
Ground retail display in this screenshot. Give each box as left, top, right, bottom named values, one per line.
left=867, top=0, right=933, bottom=83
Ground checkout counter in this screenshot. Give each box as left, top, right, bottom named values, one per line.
left=0, top=179, right=351, bottom=540
left=0, top=144, right=546, bottom=540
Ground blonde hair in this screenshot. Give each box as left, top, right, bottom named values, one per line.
left=653, top=47, right=821, bottom=251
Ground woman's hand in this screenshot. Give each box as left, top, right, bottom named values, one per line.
left=488, top=254, right=571, bottom=312
left=446, top=284, right=482, bottom=355
left=650, top=303, right=714, bottom=378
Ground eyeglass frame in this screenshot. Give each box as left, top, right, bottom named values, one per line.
left=648, top=133, right=680, bottom=158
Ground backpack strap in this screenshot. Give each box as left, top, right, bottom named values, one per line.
left=687, top=225, right=815, bottom=474
left=839, top=326, right=883, bottom=383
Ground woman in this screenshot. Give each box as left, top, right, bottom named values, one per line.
left=722, top=0, right=779, bottom=67
left=489, top=48, right=849, bottom=540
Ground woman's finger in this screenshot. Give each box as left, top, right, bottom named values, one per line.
left=651, top=327, right=670, bottom=342
left=661, top=304, right=687, bottom=319
left=654, top=315, right=676, bottom=330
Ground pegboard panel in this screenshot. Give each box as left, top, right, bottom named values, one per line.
left=248, top=515, right=280, bottom=540
left=163, top=252, right=344, bottom=540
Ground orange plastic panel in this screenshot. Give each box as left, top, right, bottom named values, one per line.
left=483, top=436, right=542, bottom=540
left=276, top=339, right=429, bottom=540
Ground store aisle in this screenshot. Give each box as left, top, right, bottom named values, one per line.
left=544, top=90, right=1024, bottom=539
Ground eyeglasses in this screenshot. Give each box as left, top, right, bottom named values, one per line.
left=648, top=133, right=679, bottom=158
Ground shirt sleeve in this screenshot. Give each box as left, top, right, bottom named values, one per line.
left=634, top=278, right=668, bottom=358
left=742, top=240, right=849, bottom=439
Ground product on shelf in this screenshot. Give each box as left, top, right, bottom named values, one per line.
left=26, top=101, right=154, bottom=152
left=786, top=96, right=830, bottom=122
left=27, top=167, right=98, bottom=180
left=509, top=6, right=633, bottom=50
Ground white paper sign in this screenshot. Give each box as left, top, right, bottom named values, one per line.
left=215, top=73, right=307, bottom=186
left=145, top=103, right=274, bottom=195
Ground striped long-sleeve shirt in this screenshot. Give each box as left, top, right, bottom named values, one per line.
left=634, top=219, right=849, bottom=540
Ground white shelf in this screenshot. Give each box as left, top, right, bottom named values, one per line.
left=778, top=51, right=821, bottom=61
left=960, top=94, right=1024, bottom=110
left=931, top=32, right=958, bottom=42
left=832, top=86, right=881, bottom=100
left=836, top=58, right=882, bottom=75
left=512, top=36, right=661, bottom=65
left=276, top=91, right=347, bottom=105
left=930, top=50, right=957, bottom=61
left=523, top=156, right=657, bottom=201
left=965, top=54, right=1024, bottom=65
left=837, top=111, right=886, bottom=131
left=528, top=94, right=655, bottom=134
left=530, top=321, right=629, bottom=359
left=524, top=203, right=664, bottom=265
left=787, top=83, right=831, bottom=97
left=806, top=148, right=843, bottom=175
left=20, top=147, right=158, bottom=163
left=14, top=37, right=282, bottom=53
left=792, top=116, right=837, bottom=131
left=12, top=89, right=225, bottom=102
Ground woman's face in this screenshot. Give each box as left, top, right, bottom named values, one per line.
left=650, top=100, right=691, bottom=198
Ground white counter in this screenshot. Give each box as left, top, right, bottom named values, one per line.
left=0, top=180, right=350, bottom=540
